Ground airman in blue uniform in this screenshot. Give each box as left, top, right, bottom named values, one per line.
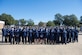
left=50, top=28, right=55, bottom=44
left=63, top=28, right=67, bottom=44
left=10, top=27, right=15, bottom=44
left=45, top=28, right=49, bottom=44
left=71, top=27, right=75, bottom=43
left=59, top=27, right=63, bottom=44
left=15, top=28, right=20, bottom=44
left=2, top=26, right=7, bottom=42
left=6, top=27, right=11, bottom=43
left=56, top=27, right=60, bottom=44
left=39, top=28, right=44, bottom=44
left=22, top=27, right=27, bottom=44
left=74, top=27, right=79, bottom=42
left=28, top=28, right=33, bottom=44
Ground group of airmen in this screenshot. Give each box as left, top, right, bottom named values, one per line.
left=2, top=26, right=79, bottom=45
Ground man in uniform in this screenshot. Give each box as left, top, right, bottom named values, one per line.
left=43, top=28, right=47, bottom=44
left=22, top=27, right=27, bottom=44
left=28, top=28, right=33, bottom=44
left=5, top=26, right=11, bottom=43
left=45, top=28, right=49, bottom=44
left=50, top=28, right=55, bottom=44
left=39, top=28, right=44, bottom=44
left=59, top=27, right=63, bottom=44
left=66, top=27, right=71, bottom=43
left=2, top=26, right=7, bottom=42
left=34, top=28, right=39, bottom=44
left=74, top=27, right=79, bottom=42
left=10, top=27, right=15, bottom=44
left=15, top=27, right=20, bottom=44
left=63, top=28, right=67, bottom=44
left=56, top=27, right=60, bottom=44
left=71, top=27, right=75, bottom=43
left=53, top=28, right=56, bottom=44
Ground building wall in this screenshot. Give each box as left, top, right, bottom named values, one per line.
left=0, top=23, right=4, bottom=29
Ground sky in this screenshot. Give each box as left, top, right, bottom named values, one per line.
left=0, top=0, right=82, bottom=25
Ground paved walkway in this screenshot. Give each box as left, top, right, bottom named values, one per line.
left=0, top=35, right=82, bottom=55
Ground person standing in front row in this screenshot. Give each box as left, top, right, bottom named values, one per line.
left=6, top=26, right=11, bottom=43
left=15, top=28, right=20, bottom=44
left=2, top=26, right=7, bottom=43
left=74, top=27, right=79, bottom=42
left=22, top=27, right=27, bottom=44
left=28, top=28, right=33, bottom=44
left=56, top=27, right=60, bottom=44
left=10, top=27, right=15, bottom=44
left=63, top=28, right=67, bottom=44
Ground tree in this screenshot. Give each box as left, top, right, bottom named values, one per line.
left=63, top=15, right=71, bottom=26
left=53, top=20, right=60, bottom=26
left=27, top=19, right=34, bottom=26
left=38, top=21, right=45, bottom=26
left=54, top=13, right=63, bottom=26
left=19, top=19, right=26, bottom=26
left=69, top=14, right=79, bottom=26
left=80, top=16, right=82, bottom=23
left=0, top=13, right=15, bottom=25
left=46, top=21, right=55, bottom=26
left=14, top=20, right=19, bottom=25
left=63, top=14, right=79, bottom=26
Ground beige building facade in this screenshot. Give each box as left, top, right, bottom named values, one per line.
left=0, top=21, right=5, bottom=29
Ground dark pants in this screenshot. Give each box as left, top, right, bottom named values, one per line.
left=56, top=35, right=60, bottom=43
left=5, top=35, right=9, bottom=43
left=75, top=35, right=78, bottom=42
left=28, top=36, right=33, bottom=44
left=22, top=36, right=27, bottom=44
left=64, top=37, right=67, bottom=44
left=10, top=37, right=15, bottom=44
left=2, top=35, right=4, bottom=42
left=16, top=37, right=20, bottom=44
